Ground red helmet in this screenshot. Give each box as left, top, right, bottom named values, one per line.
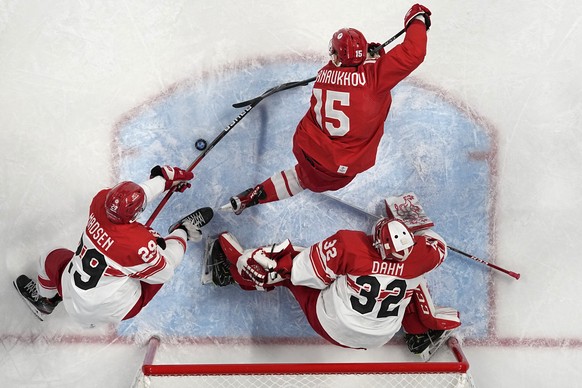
left=329, top=28, right=368, bottom=67
left=104, top=181, right=146, bottom=224
left=372, top=217, right=415, bottom=261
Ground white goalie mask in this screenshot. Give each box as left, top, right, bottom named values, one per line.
left=372, top=217, right=415, bottom=261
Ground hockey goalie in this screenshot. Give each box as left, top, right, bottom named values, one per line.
left=204, top=204, right=461, bottom=361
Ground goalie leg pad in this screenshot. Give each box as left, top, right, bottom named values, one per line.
left=402, top=278, right=461, bottom=334
left=405, top=329, right=455, bottom=361
left=217, top=232, right=244, bottom=265
left=202, top=237, right=234, bottom=287
left=217, top=232, right=273, bottom=291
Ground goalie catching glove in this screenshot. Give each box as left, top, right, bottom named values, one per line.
left=150, top=165, right=194, bottom=192
left=237, top=241, right=295, bottom=288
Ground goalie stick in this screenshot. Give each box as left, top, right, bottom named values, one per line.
left=231, top=28, right=406, bottom=108
left=321, top=193, right=521, bottom=280
left=144, top=79, right=314, bottom=227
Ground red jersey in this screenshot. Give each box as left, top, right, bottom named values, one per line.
left=293, top=22, right=427, bottom=181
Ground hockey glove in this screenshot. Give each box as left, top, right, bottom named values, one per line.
left=404, top=4, right=431, bottom=30
left=368, top=42, right=386, bottom=57
left=237, top=242, right=294, bottom=288
left=150, top=165, right=194, bottom=192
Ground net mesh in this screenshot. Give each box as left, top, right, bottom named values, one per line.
left=132, top=336, right=476, bottom=388
left=137, top=372, right=475, bottom=388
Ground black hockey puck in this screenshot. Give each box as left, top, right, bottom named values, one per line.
left=195, top=138, right=207, bottom=151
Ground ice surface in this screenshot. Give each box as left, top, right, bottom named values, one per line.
left=114, top=64, right=493, bottom=341
left=1, top=1, right=581, bottom=387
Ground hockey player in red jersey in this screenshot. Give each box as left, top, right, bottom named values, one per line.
left=208, top=210, right=460, bottom=360
left=13, top=165, right=213, bottom=328
left=224, top=4, right=432, bottom=215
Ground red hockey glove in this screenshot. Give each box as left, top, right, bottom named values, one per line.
left=404, top=4, right=431, bottom=30
left=237, top=243, right=294, bottom=288
left=150, top=165, right=194, bottom=192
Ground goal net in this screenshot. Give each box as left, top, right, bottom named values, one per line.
left=133, top=336, right=475, bottom=388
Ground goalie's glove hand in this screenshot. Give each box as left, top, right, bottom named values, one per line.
left=150, top=165, right=194, bottom=192
left=237, top=247, right=293, bottom=288
left=404, top=4, right=431, bottom=30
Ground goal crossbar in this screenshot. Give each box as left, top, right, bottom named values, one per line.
left=141, top=336, right=470, bottom=376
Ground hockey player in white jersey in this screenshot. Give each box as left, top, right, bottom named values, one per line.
left=208, top=211, right=461, bottom=360
left=13, top=165, right=213, bottom=328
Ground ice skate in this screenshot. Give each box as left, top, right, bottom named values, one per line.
left=221, top=185, right=266, bottom=215
left=405, top=329, right=455, bottom=361
left=202, top=236, right=234, bottom=286
left=168, top=207, right=214, bottom=234
left=13, top=275, right=61, bottom=321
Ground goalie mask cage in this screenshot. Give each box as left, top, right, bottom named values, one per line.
left=133, top=336, right=476, bottom=388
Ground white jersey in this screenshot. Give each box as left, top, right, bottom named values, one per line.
left=60, top=177, right=187, bottom=327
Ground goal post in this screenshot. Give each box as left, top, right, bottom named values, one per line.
left=134, top=335, right=475, bottom=387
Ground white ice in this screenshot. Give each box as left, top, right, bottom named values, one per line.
left=1, top=1, right=581, bottom=387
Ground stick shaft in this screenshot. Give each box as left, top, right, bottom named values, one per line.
left=370, top=28, right=406, bottom=55
left=447, top=246, right=520, bottom=280
left=145, top=28, right=407, bottom=226
left=321, top=193, right=520, bottom=280
left=145, top=105, right=254, bottom=227
left=145, top=74, right=315, bottom=227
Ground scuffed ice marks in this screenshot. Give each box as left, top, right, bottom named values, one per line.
left=114, top=59, right=495, bottom=341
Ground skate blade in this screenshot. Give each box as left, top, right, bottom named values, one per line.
left=13, top=281, right=47, bottom=321
left=219, top=203, right=234, bottom=212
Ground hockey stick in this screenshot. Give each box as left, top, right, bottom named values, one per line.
left=231, top=28, right=406, bottom=109
left=145, top=79, right=315, bottom=227
left=369, top=27, right=406, bottom=56
left=232, top=78, right=316, bottom=108
left=146, top=27, right=410, bottom=225
left=446, top=246, right=520, bottom=280
left=321, top=193, right=521, bottom=280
